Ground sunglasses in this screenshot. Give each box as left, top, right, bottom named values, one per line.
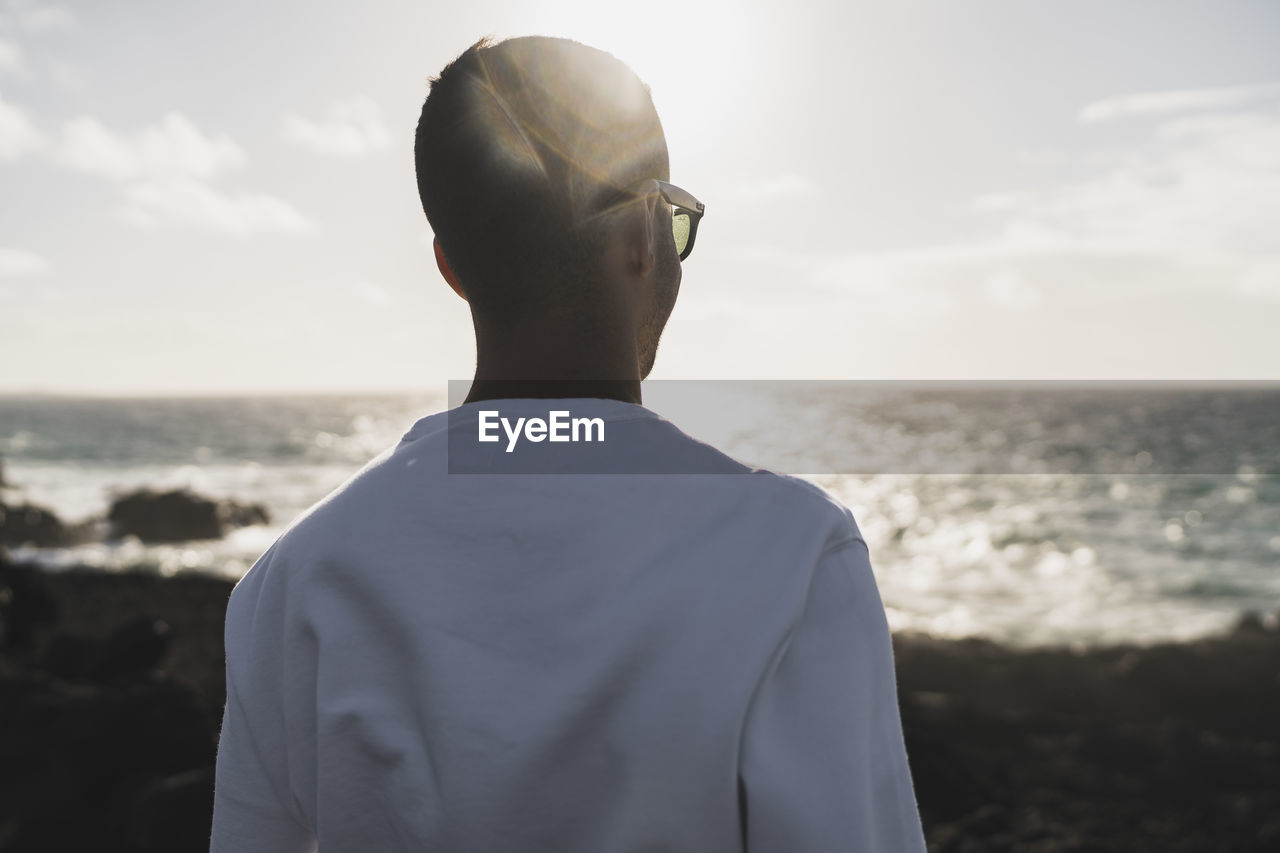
left=655, top=180, right=705, bottom=261
left=593, top=180, right=706, bottom=262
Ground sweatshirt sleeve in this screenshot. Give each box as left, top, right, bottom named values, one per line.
left=210, top=549, right=317, bottom=853
left=737, top=535, right=927, bottom=852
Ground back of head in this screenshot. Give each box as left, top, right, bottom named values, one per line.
left=415, top=36, right=669, bottom=318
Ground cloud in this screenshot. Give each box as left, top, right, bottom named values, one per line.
left=1237, top=262, right=1280, bottom=303
left=1078, top=81, right=1280, bottom=124
left=46, top=57, right=83, bottom=90
left=721, top=243, right=960, bottom=329
left=983, top=270, right=1041, bottom=310
left=765, top=221, right=1092, bottom=296
left=995, top=110, right=1280, bottom=263
left=1, top=1, right=74, bottom=33
left=0, top=246, right=50, bottom=276
left=974, top=102, right=1280, bottom=303
left=0, top=3, right=74, bottom=84
left=354, top=281, right=392, bottom=307
left=117, top=177, right=310, bottom=236
left=47, top=112, right=310, bottom=235
left=750, top=95, right=1280, bottom=313
left=0, top=36, right=22, bottom=74
left=971, top=189, right=1033, bottom=212
left=281, top=96, right=390, bottom=156
left=56, top=112, right=245, bottom=181
left=0, top=88, right=40, bottom=158
left=726, top=174, right=817, bottom=202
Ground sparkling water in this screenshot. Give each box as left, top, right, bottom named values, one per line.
left=2, top=384, right=1277, bottom=648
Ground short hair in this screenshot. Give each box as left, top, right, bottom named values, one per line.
left=414, top=36, right=668, bottom=315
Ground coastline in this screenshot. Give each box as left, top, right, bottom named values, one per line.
left=2, top=556, right=1277, bottom=851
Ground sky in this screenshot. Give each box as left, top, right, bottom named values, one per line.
left=1, top=0, right=1278, bottom=395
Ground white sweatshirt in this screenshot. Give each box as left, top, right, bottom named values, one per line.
left=211, top=397, right=927, bottom=852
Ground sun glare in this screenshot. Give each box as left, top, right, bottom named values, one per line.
left=514, top=0, right=757, bottom=171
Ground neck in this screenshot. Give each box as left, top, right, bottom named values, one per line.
left=464, top=377, right=642, bottom=405
left=464, top=320, right=643, bottom=406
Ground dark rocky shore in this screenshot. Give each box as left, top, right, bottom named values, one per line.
left=1, top=485, right=270, bottom=548
left=2, top=549, right=1277, bottom=853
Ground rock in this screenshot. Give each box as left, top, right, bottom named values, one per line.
left=106, top=488, right=270, bottom=543
left=0, top=667, right=216, bottom=851
left=220, top=501, right=270, bottom=529
left=107, top=489, right=221, bottom=542
left=97, top=616, right=172, bottom=682
left=0, top=499, right=67, bottom=548
left=1232, top=610, right=1274, bottom=635
left=39, top=631, right=100, bottom=681
left=0, top=558, right=227, bottom=852
left=122, top=766, right=215, bottom=853
left=43, top=616, right=174, bottom=684
left=0, top=550, right=59, bottom=652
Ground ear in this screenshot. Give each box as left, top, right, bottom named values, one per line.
left=625, top=190, right=659, bottom=279
left=434, top=237, right=467, bottom=301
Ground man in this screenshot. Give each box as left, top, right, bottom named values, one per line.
left=211, top=35, right=927, bottom=852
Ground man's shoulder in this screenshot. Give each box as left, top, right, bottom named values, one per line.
left=227, top=440, right=407, bottom=586
left=233, top=415, right=862, bottom=587
left=607, top=411, right=862, bottom=541
left=743, top=469, right=861, bottom=540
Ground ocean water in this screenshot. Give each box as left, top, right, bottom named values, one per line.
left=2, top=384, right=1278, bottom=648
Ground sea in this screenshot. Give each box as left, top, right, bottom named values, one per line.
left=2, top=382, right=1278, bottom=649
